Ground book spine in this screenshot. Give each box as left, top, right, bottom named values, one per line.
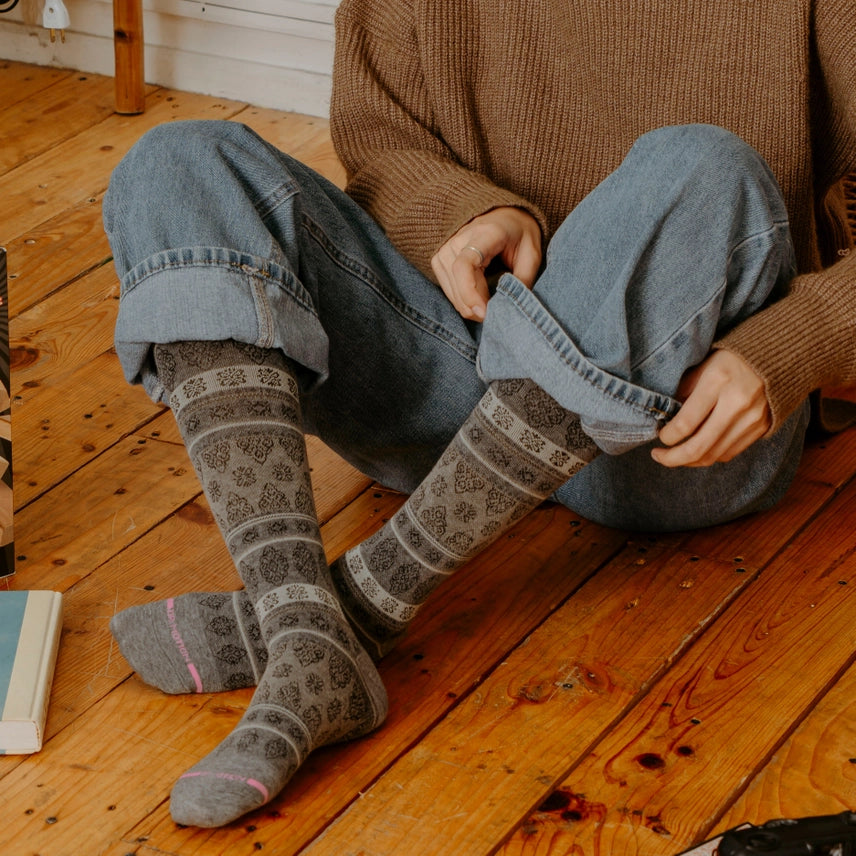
left=32, top=593, right=63, bottom=750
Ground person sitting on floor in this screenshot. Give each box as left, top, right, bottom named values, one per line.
left=103, top=0, right=856, bottom=828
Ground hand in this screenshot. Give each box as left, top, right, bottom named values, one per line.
left=651, top=349, right=771, bottom=468
left=431, top=207, right=542, bottom=321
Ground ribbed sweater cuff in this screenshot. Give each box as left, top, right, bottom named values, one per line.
left=714, top=263, right=856, bottom=434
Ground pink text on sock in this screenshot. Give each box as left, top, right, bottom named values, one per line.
left=165, top=598, right=204, bottom=693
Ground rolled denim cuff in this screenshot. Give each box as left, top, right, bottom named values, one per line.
left=113, top=247, right=330, bottom=403
left=477, top=274, right=680, bottom=455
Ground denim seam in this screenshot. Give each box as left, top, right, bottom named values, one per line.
left=255, top=179, right=300, bottom=221
left=500, top=283, right=673, bottom=420
left=630, top=220, right=790, bottom=373
left=630, top=277, right=727, bottom=374
left=301, top=214, right=479, bottom=365
left=250, top=279, right=275, bottom=348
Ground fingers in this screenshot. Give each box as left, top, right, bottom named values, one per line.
left=448, top=247, right=491, bottom=319
left=431, top=207, right=542, bottom=321
left=431, top=242, right=491, bottom=319
left=652, top=400, right=769, bottom=467
left=652, top=350, right=771, bottom=468
left=431, top=234, right=489, bottom=319
left=462, top=244, right=485, bottom=267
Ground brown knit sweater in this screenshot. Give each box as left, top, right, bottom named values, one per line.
left=330, top=0, right=856, bottom=432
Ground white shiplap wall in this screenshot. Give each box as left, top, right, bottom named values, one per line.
left=0, top=0, right=338, bottom=116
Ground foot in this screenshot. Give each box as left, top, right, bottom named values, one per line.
left=110, top=591, right=266, bottom=694
left=169, top=605, right=387, bottom=827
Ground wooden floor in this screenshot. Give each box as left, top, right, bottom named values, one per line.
left=2, top=60, right=856, bottom=856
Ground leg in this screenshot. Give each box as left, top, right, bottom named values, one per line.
left=154, top=340, right=387, bottom=827
left=104, top=120, right=484, bottom=491
left=329, top=377, right=600, bottom=658
left=480, top=124, right=806, bottom=527
left=104, top=121, right=490, bottom=820
left=320, top=122, right=801, bottom=655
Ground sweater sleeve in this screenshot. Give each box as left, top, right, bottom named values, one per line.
left=714, top=250, right=856, bottom=430
left=713, top=0, right=856, bottom=432
left=329, top=0, right=547, bottom=277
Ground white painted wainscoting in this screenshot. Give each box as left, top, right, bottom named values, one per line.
left=0, top=0, right=338, bottom=116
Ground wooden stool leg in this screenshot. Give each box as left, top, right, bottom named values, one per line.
left=113, top=0, right=145, bottom=114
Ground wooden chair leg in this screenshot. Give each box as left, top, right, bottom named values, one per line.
left=113, top=0, right=145, bottom=114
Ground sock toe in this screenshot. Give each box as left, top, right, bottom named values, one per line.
left=170, top=765, right=273, bottom=827
left=110, top=602, right=205, bottom=694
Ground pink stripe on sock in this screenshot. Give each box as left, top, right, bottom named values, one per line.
left=186, top=663, right=204, bottom=693
left=165, top=598, right=204, bottom=693
left=246, top=778, right=270, bottom=801
left=179, top=770, right=270, bottom=801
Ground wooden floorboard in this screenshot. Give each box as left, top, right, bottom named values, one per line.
left=1, top=60, right=855, bottom=856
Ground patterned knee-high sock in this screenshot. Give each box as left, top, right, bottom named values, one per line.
left=128, top=340, right=387, bottom=828
left=333, top=377, right=599, bottom=659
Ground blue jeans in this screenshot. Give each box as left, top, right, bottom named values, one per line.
left=103, top=121, right=808, bottom=532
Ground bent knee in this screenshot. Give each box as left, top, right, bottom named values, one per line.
left=637, top=123, right=752, bottom=157
left=104, top=120, right=285, bottom=232
left=110, top=120, right=253, bottom=185
left=634, top=123, right=773, bottom=182
left=629, top=123, right=784, bottom=218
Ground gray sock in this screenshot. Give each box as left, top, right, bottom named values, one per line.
left=136, top=341, right=387, bottom=828
left=331, top=377, right=599, bottom=659
left=110, top=591, right=265, bottom=694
